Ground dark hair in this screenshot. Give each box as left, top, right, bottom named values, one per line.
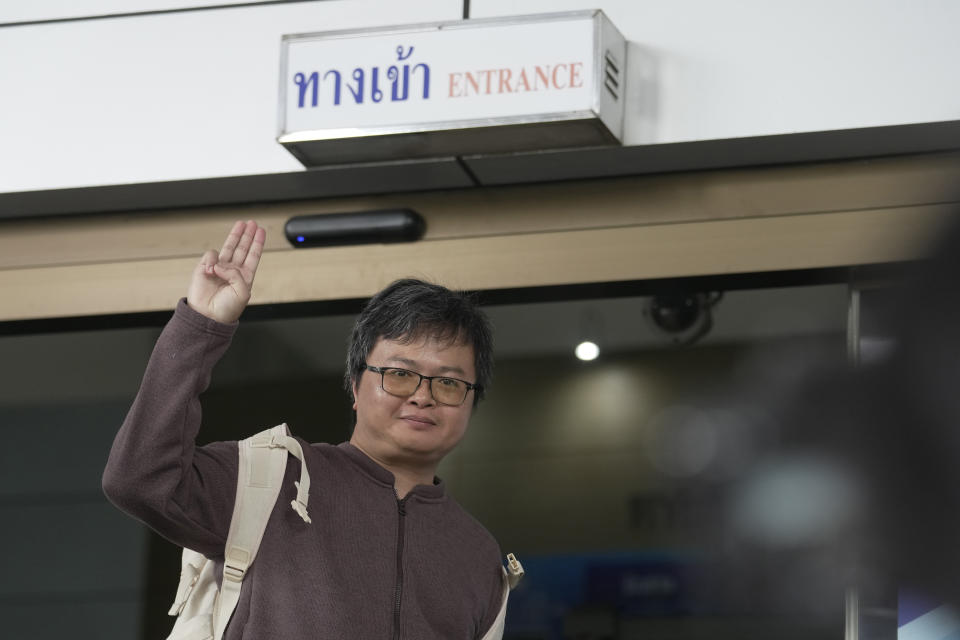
left=345, top=278, right=493, bottom=406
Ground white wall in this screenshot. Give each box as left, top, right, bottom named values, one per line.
left=474, top=0, right=960, bottom=145
left=0, top=0, right=270, bottom=24
left=0, top=0, right=462, bottom=192
left=0, top=0, right=957, bottom=193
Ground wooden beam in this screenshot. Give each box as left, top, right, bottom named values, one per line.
left=1, top=204, right=952, bottom=322
left=1, top=152, right=957, bottom=271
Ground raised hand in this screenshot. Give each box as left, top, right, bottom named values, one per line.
left=186, top=220, right=266, bottom=324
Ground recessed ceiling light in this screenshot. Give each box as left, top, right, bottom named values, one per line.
left=575, top=341, right=599, bottom=361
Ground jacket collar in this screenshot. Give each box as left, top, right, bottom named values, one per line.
left=338, top=442, right=446, bottom=500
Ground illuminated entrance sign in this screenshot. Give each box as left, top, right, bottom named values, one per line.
left=278, top=10, right=626, bottom=166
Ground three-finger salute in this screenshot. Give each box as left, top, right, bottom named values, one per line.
left=187, top=220, right=266, bottom=324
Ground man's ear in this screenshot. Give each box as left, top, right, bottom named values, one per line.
left=351, top=378, right=358, bottom=411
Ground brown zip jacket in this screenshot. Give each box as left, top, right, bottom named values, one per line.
left=102, top=299, right=504, bottom=639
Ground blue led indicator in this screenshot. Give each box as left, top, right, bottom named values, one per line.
left=297, top=236, right=305, bottom=243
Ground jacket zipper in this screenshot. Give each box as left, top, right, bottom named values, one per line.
left=393, top=496, right=407, bottom=640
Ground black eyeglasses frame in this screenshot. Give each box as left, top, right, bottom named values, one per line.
left=364, top=364, right=479, bottom=406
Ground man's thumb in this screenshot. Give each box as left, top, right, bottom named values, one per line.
left=212, top=263, right=247, bottom=291
left=197, top=249, right=219, bottom=275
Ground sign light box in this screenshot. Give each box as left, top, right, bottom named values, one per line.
left=278, top=10, right=627, bottom=166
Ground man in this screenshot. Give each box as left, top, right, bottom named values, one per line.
left=103, top=220, right=505, bottom=639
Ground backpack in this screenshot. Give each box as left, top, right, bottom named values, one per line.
left=164, top=423, right=524, bottom=640
left=165, top=424, right=311, bottom=640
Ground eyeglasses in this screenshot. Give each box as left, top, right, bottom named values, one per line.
left=364, top=365, right=478, bottom=407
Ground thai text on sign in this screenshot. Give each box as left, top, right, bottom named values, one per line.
left=281, top=15, right=601, bottom=133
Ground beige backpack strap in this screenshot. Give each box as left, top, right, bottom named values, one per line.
left=167, top=549, right=209, bottom=616
left=505, top=553, right=524, bottom=590
left=272, top=432, right=312, bottom=524
left=480, top=553, right=525, bottom=640
left=212, top=424, right=312, bottom=640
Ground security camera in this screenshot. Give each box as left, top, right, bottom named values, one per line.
left=646, top=292, right=723, bottom=346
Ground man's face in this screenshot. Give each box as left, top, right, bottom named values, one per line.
left=350, top=334, right=476, bottom=468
